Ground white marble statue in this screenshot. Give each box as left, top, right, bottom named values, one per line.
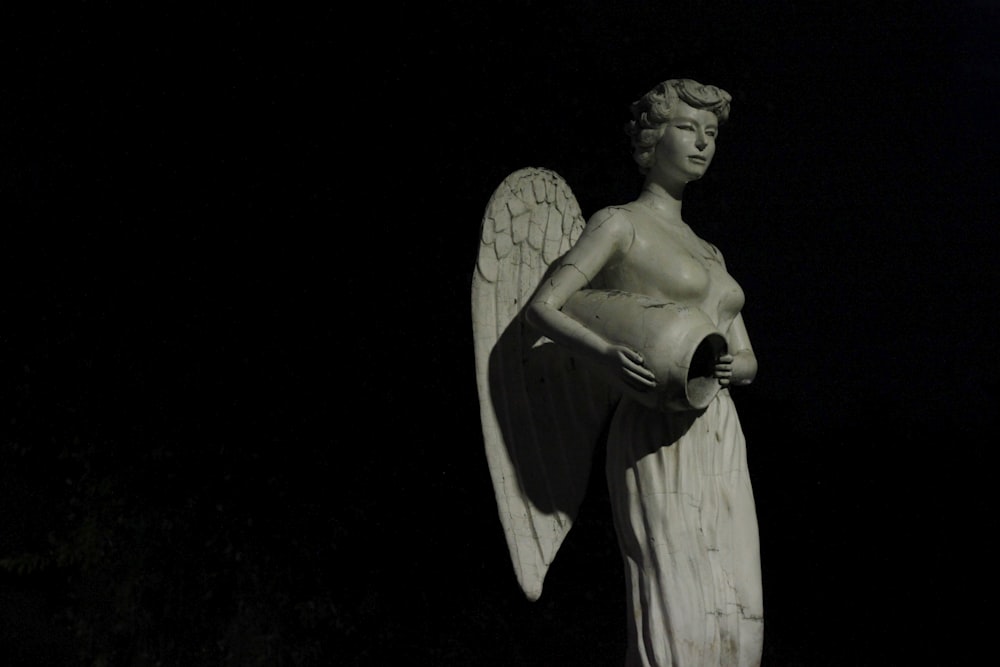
left=472, top=78, right=763, bottom=667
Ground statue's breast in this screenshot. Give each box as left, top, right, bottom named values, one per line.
left=602, top=221, right=744, bottom=330
left=605, top=226, right=710, bottom=302
left=707, top=264, right=745, bottom=330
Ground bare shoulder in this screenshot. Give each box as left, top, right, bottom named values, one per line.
left=583, top=205, right=637, bottom=247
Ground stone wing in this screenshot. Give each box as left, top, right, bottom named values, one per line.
left=471, top=167, right=617, bottom=600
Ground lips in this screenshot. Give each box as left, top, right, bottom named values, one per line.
left=688, top=155, right=707, bottom=164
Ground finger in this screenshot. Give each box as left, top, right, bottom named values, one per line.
left=629, top=362, right=656, bottom=380
left=621, top=354, right=654, bottom=377
left=622, top=348, right=644, bottom=365
left=624, top=367, right=657, bottom=388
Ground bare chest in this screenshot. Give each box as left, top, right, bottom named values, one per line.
left=601, top=215, right=745, bottom=327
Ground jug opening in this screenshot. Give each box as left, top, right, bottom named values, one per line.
left=686, top=333, right=729, bottom=408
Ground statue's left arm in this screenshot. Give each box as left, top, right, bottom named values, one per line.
left=716, top=313, right=757, bottom=387
left=708, top=243, right=757, bottom=387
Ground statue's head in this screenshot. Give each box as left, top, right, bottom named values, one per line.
left=626, top=79, right=732, bottom=175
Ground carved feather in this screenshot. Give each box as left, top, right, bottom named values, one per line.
left=472, top=167, right=617, bottom=600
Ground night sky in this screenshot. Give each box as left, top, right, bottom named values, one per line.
left=3, top=2, right=998, bottom=666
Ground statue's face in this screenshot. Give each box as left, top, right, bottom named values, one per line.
left=653, top=101, right=718, bottom=183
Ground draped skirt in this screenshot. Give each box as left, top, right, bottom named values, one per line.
left=606, top=390, right=763, bottom=667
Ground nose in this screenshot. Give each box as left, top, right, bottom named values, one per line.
left=695, top=131, right=708, bottom=151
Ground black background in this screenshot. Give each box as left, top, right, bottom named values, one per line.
left=3, top=2, right=998, bottom=665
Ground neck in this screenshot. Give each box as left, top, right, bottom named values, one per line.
left=637, top=180, right=685, bottom=220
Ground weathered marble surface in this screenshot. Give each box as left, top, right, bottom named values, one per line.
left=473, top=79, right=763, bottom=667
left=472, top=167, right=617, bottom=600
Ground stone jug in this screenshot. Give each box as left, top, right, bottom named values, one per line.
left=562, top=289, right=727, bottom=412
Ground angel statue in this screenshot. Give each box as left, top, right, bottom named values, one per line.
left=472, top=78, right=763, bottom=666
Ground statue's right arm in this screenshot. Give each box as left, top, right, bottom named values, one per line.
left=525, top=209, right=657, bottom=390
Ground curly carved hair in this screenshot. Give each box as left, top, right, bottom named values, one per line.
left=625, top=78, right=732, bottom=174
